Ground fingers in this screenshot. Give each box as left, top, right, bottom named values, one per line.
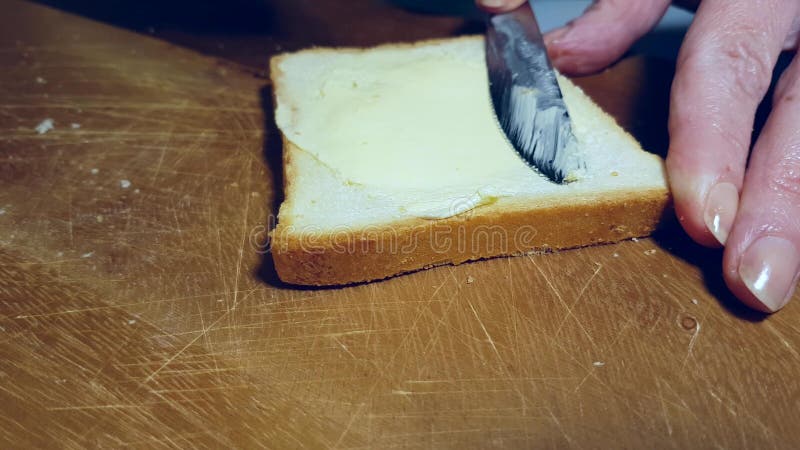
left=475, top=0, right=526, bottom=13
left=542, top=0, right=672, bottom=75
left=722, top=55, right=800, bottom=312
left=665, top=0, right=800, bottom=249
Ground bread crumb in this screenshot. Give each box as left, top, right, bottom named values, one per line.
left=0, top=208, right=5, bottom=216
left=36, top=76, right=46, bottom=84
left=34, top=118, right=54, bottom=134
left=81, top=251, right=94, bottom=258
left=466, top=275, right=474, bottom=284
left=631, top=237, right=639, bottom=242
left=691, top=298, right=698, bottom=305
left=593, top=361, right=605, bottom=367
left=133, top=188, right=140, bottom=194
left=127, top=319, right=136, bottom=325
left=610, top=171, right=619, bottom=176
left=96, top=215, right=103, bottom=223
left=90, top=168, right=99, bottom=175
left=612, top=253, right=619, bottom=258
left=644, top=249, right=656, bottom=255
left=120, top=179, right=132, bottom=189
left=71, top=123, right=81, bottom=129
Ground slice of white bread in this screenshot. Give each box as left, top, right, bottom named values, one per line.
left=270, top=36, right=669, bottom=286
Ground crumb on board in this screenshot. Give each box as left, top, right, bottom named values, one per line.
left=631, top=237, right=639, bottom=242
left=90, top=168, right=99, bottom=175
left=127, top=319, right=137, bottom=325
left=34, top=118, right=54, bottom=134
left=81, top=251, right=94, bottom=258
left=0, top=208, right=5, bottom=216
left=466, top=276, right=474, bottom=284
left=36, top=76, right=46, bottom=84
left=133, top=188, right=140, bottom=194
left=71, top=123, right=81, bottom=129
left=612, top=253, right=619, bottom=258
left=120, top=179, right=132, bottom=189
left=593, top=361, right=605, bottom=367
left=691, top=298, right=699, bottom=305
left=644, top=249, right=656, bottom=255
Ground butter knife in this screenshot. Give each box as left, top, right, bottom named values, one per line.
left=485, top=0, right=583, bottom=183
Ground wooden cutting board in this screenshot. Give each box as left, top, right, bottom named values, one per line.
left=1, top=0, right=798, bottom=447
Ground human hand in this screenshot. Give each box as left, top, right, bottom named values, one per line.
left=477, top=0, right=800, bottom=313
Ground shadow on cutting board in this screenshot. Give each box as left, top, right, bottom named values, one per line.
left=255, top=83, right=296, bottom=290
left=33, top=0, right=484, bottom=71
left=652, top=224, right=768, bottom=322
left=34, top=0, right=278, bottom=33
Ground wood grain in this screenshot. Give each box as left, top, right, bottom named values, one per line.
left=1, top=0, right=799, bottom=447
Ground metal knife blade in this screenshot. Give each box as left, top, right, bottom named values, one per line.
left=485, top=0, right=583, bottom=183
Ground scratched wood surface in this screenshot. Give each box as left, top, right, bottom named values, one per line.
left=1, top=0, right=799, bottom=448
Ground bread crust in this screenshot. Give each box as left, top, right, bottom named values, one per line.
left=271, top=142, right=669, bottom=286
left=269, top=38, right=671, bottom=286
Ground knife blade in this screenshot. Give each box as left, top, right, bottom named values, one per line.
left=485, top=0, right=583, bottom=183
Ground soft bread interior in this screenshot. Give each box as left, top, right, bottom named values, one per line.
left=272, top=37, right=667, bottom=230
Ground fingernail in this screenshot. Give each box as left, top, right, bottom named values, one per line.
left=703, top=182, right=739, bottom=245
left=477, top=0, right=505, bottom=7
left=739, top=236, right=800, bottom=312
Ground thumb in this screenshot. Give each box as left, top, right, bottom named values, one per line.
left=544, top=0, right=672, bottom=75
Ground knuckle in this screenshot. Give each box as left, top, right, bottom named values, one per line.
left=717, top=35, right=774, bottom=100
left=682, top=28, right=775, bottom=102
